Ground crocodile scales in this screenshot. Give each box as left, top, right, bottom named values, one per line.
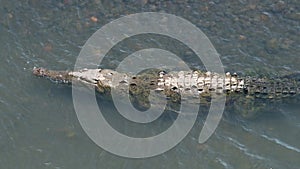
left=32, top=67, right=300, bottom=119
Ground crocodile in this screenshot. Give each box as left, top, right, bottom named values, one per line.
left=32, top=67, right=300, bottom=118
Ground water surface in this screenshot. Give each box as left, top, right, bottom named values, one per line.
left=0, top=0, right=299, bottom=168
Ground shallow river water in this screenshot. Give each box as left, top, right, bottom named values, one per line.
left=0, top=0, right=299, bottom=169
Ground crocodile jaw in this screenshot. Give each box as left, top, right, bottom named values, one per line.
left=68, top=68, right=130, bottom=88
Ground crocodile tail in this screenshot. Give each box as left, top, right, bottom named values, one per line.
left=281, top=73, right=300, bottom=96
left=275, top=77, right=300, bottom=97
left=244, top=76, right=300, bottom=98
left=281, top=73, right=300, bottom=81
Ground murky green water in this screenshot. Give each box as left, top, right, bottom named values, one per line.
left=0, top=0, right=299, bottom=168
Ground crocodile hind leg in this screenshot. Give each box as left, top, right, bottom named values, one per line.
left=232, top=96, right=268, bottom=119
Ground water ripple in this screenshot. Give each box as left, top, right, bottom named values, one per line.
left=227, top=137, right=265, bottom=160
left=261, top=134, right=300, bottom=153
left=216, top=158, right=233, bottom=169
